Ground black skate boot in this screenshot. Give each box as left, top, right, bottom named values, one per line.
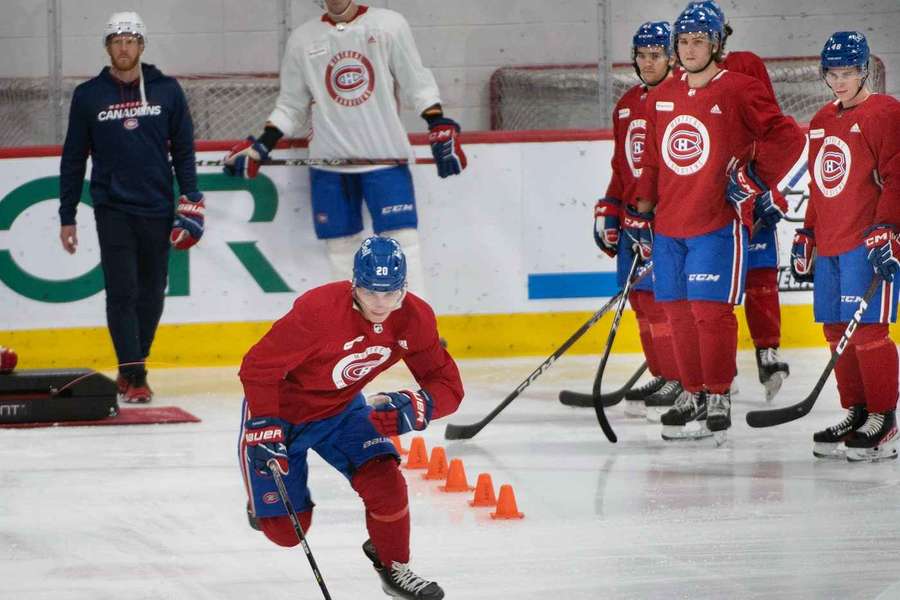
left=623, top=375, right=665, bottom=418
left=812, top=405, right=867, bottom=459
left=706, top=392, right=732, bottom=445
left=661, top=391, right=711, bottom=440
left=645, top=380, right=683, bottom=422
left=845, top=410, right=898, bottom=463
left=363, top=539, right=445, bottom=599
left=756, top=347, right=789, bottom=402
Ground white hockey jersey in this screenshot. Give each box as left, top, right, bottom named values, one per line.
left=267, top=6, right=441, bottom=172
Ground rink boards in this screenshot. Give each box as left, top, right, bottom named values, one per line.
left=0, top=132, right=846, bottom=368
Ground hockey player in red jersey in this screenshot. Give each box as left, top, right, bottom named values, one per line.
left=238, top=236, right=462, bottom=599
left=630, top=5, right=804, bottom=441
left=594, top=21, right=682, bottom=419
left=686, top=1, right=792, bottom=400
left=791, top=32, right=900, bottom=462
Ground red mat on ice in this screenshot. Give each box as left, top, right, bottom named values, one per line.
left=0, top=406, right=201, bottom=429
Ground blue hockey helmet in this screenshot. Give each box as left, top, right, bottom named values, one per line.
left=821, top=31, right=870, bottom=71
left=633, top=21, right=672, bottom=54
left=686, top=1, right=725, bottom=24
left=352, top=236, right=407, bottom=292
left=674, top=5, right=724, bottom=44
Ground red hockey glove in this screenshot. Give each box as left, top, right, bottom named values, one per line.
left=0, top=346, right=17, bottom=374
left=369, top=389, right=434, bottom=436
left=864, top=224, right=900, bottom=283
left=244, top=417, right=289, bottom=476
left=426, top=117, right=467, bottom=178
left=593, top=197, right=621, bottom=258
left=170, top=192, right=205, bottom=250
left=223, top=136, right=270, bottom=179
left=726, top=162, right=775, bottom=227
left=790, top=228, right=815, bottom=283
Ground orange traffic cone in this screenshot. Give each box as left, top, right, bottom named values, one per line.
left=468, top=473, right=497, bottom=507
left=423, top=446, right=449, bottom=480
left=439, top=458, right=474, bottom=492
left=403, top=436, right=428, bottom=469
left=390, top=435, right=409, bottom=455
left=490, top=484, right=524, bottom=519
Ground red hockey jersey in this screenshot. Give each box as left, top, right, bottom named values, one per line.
left=637, top=70, right=804, bottom=237
left=239, top=281, right=464, bottom=424
left=721, top=51, right=776, bottom=102
left=605, top=84, right=651, bottom=208
left=804, top=94, right=900, bottom=256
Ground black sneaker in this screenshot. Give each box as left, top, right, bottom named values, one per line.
left=362, top=539, right=445, bottom=599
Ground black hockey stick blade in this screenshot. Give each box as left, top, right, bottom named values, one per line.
left=444, top=292, right=624, bottom=440
left=559, top=361, right=648, bottom=407
left=745, top=276, right=882, bottom=428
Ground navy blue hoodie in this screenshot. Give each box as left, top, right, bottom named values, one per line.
left=59, top=63, right=197, bottom=225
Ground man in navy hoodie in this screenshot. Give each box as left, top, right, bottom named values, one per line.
left=59, top=12, right=204, bottom=403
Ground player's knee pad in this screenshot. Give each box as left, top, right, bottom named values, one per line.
left=326, top=233, right=364, bottom=282
left=823, top=322, right=889, bottom=347
left=745, top=267, right=778, bottom=292
left=661, top=299, right=693, bottom=323
left=259, top=510, right=313, bottom=547
left=352, top=456, right=408, bottom=522
left=690, top=300, right=735, bottom=328
left=629, top=290, right=651, bottom=320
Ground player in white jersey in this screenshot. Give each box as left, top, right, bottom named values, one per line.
left=223, top=0, right=466, bottom=303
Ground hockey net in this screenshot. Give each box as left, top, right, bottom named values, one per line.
left=489, top=56, right=887, bottom=130
left=0, top=73, right=283, bottom=147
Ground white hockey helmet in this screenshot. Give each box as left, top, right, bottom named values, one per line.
left=104, top=12, right=146, bottom=46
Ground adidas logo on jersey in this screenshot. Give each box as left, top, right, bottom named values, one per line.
left=850, top=123, right=861, bottom=133
left=368, top=35, right=376, bottom=44
left=710, top=104, right=722, bottom=114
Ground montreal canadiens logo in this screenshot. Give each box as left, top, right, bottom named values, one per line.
left=263, top=492, right=280, bottom=504
left=814, top=135, right=851, bottom=198
left=625, top=119, right=647, bottom=178
left=331, top=346, right=392, bottom=389
left=661, top=115, right=710, bottom=176
left=325, top=51, right=375, bottom=107
left=123, top=117, right=139, bottom=130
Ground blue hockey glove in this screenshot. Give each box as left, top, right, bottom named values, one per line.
left=622, top=205, right=653, bottom=262
left=864, top=224, right=900, bottom=283
left=790, top=228, right=815, bottom=283
left=170, top=192, right=205, bottom=250
left=244, top=416, right=289, bottom=476
left=369, top=389, right=434, bottom=436
left=223, top=136, right=270, bottom=179
left=593, top=197, right=620, bottom=258
left=726, top=162, right=778, bottom=227
left=426, top=116, right=467, bottom=178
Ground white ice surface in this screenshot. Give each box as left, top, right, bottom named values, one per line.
left=2, top=348, right=900, bottom=600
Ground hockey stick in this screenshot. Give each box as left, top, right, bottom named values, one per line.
left=745, top=275, right=882, bottom=428
left=267, top=459, right=332, bottom=600
left=443, top=288, right=630, bottom=441
left=591, top=254, right=643, bottom=442
left=558, top=361, right=648, bottom=407
left=196, top=157, right=431, bottom=167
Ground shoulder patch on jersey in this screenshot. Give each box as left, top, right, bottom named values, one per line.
left=809, top=129, right=825, bottom=140
left=656, top=101, right=674, bottom=112
left=850, top=123, right=861, bottom=133
left=710, top=104, right=722, bottom=114
left=618, top=108, right=631, bottom=119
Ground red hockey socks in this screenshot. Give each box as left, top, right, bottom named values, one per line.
left=260, top=509, right=313, bottom=547
left=831, top=323, right=899, bottom=413
left=352, top=456, right=410, bottom=567
left=824, top=323, right=868, bottom=409
left=691, top=300, right=737, bottom=394
left=638, top=291, right=680, bottom=381
left=660, top=300, right=703, bottom=392
left=744, top=268, right=781, bottom=348
left=630, top=290, right=661, bottom=376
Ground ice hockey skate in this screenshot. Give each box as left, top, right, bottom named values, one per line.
left=645, top=380, right=682, bottom=423
left=845, top=410, right=898, bottom=463
left=706, top=392, right=732, bottom=446
left=623, top=376, right=665, bottom=418
left=660, top=391, right=713, bottom=441
left=756, top=347, right=789, bottom=402
left=363, top=539, right=445, bottom=599
left=812, top=405, right=867, bottom=459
